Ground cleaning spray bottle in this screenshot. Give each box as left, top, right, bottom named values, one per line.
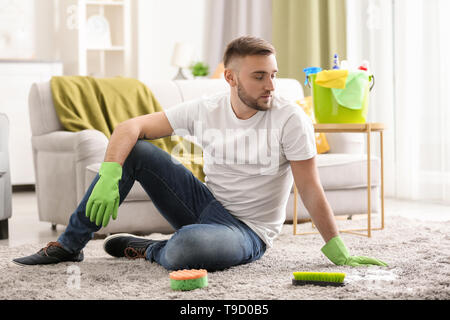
left=303, top=67, right=322, bottom=86
left=358, top=60, right=374, bottom=90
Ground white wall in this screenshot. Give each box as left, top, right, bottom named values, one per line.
left=0, top=0, right=36, bottom=59
left=135, top=0, right=207, bottom=83
left=34, top=0, right=64, bottom=62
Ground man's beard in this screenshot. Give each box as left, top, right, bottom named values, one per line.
left=237, top=82, right=272, bottom=111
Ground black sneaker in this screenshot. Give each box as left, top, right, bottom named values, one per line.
left=12, top=241, right=84, bottom=266
left=103, top=233, right=161, bottom=259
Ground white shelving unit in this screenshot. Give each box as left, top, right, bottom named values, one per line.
left=59, top=0, right=131, bottom=77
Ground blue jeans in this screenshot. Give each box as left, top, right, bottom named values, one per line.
left=58, top=140, right=266, bottom=271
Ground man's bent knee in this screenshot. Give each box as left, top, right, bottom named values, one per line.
left=124, top=140, right=167, bottom=171
left=161, top=225, right=245, bottom=271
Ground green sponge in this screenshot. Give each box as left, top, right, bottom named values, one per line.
left=169, top=269, right=208, bottom=291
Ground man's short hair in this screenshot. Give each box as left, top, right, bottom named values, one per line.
left=223, top=36, right=276, bottom=68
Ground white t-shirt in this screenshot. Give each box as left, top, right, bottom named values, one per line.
left=164, top=91, right=316, bottom=247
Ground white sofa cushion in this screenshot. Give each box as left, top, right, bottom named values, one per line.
left=316, top=153, right=380, bottom=190
left=286, top=186, right=380, bottom=220
left=142, top=80, right=184, bottom=109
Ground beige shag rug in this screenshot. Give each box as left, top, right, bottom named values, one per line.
left=1, top=215, right=449, bottom=300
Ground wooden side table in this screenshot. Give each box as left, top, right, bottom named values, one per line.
left=293, top=123, right=385, bottom=237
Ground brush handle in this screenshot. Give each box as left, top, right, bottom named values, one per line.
left=292, top=279, right=344, bottom=287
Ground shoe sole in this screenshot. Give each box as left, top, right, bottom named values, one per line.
left=11, top=259, right=83, bottom=267
left=103, top=233, right=153, bottom=256
left=11, top=260, right=31, bottom=267
left=11, top=254, right=84, bottom=267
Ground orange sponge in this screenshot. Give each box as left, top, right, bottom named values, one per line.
left=169, top=269, right=208, bottom=291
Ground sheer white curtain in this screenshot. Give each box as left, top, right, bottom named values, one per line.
left=393, top=0, right=450, bottom=203
left=347, top=0, right=450, bottom=204
left=346, top=0, right=396, bottom=196
left=203, top=0, right=272, bottom=73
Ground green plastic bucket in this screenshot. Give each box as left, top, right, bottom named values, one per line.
left=308, top=73, right=374, bottom=123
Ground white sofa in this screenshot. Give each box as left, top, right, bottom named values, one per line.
left=0, top=112, right=12, bottom=239
left=28, top=78, right=380, bottom=235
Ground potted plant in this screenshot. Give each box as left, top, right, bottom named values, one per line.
left=190, top=61, right=209, bottom=78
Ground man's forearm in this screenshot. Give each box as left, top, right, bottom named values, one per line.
left=104, top=121, right=141, bottom=167
left=298, top=184, right=339, bottom=243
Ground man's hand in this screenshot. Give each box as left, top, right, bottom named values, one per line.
left=86, top=162, right=122, bottom=227
left=321, top=235, right=388, bottom=267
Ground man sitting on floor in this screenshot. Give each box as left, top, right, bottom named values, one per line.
left=13, top=36, right=386, bottom=270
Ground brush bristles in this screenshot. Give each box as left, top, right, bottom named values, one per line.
left=293, top=272, right=346, bottom=283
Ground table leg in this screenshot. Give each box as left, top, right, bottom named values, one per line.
left=293, top=185, right=298, bottom=235
left=367, top=124, right=372, bottom=237
left=380, top=130, right=385, bottom=229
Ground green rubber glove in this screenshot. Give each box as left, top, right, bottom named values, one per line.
left=321, top=235, right=388, bottom=267
left=86, top=162, right=122, bottom=228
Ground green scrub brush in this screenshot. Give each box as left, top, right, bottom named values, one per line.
left=292, top=271, right=346, bottom=287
